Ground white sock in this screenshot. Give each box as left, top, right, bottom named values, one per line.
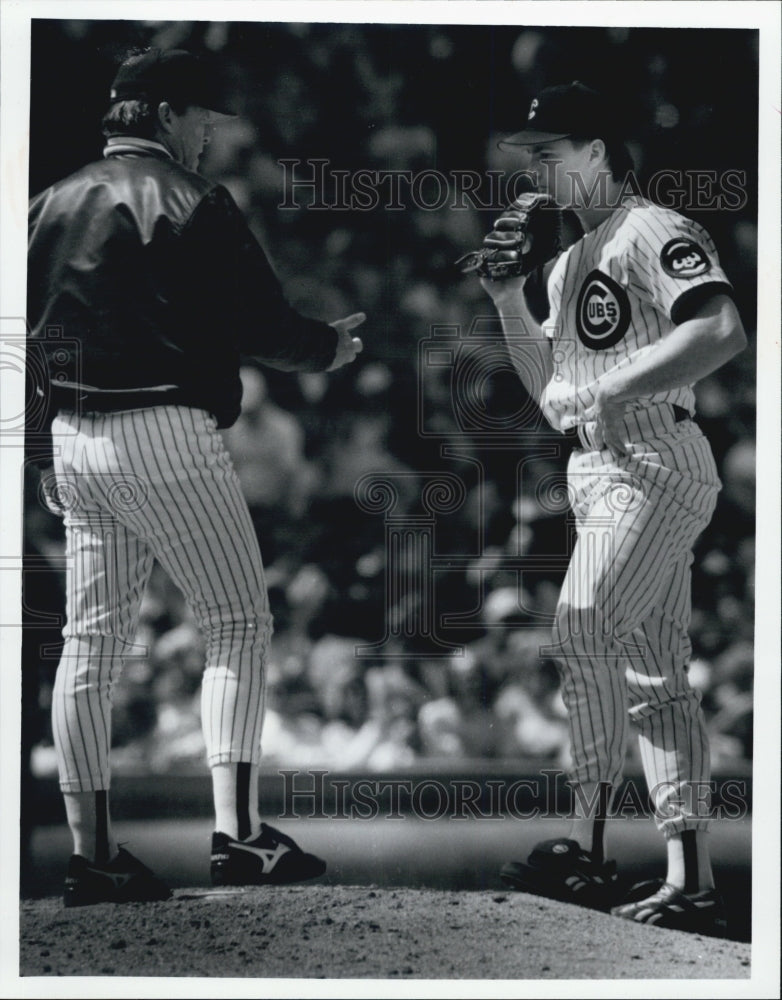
left=666, top=830, right=715, bottom=892
left=63, top=789, right=118, bottom=863
left=211, top=762, right=260, bottom=840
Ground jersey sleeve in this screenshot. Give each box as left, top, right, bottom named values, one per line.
left=622, top=207, right=734, bottom=325
left=179, top=185, right=338, bottom=372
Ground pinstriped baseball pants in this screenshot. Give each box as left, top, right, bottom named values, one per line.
left=548, top=417, right=720, bottom=838
left=45, top=406, right=272, bottom=792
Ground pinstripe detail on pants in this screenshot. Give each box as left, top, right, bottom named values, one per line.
left=47, top=406, right=272, bottom=792
left=545, top=421, right=720, bottom=837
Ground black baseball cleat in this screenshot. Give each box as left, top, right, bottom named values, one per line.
left=611, top=879, right=728, bottom=937
left=63, top=847, right=172, bottom=907
left=500, top=837, right=620, bottom=912
left=211, top=823, right=327, bottom=886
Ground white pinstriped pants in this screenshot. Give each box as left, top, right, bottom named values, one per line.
left=45, top=406, right=272, bottom=792
left=548, top=415, right=721, bottom=838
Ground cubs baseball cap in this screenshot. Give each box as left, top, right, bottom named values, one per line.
left=109, top=48, right=237, bottom=119
left=499, top=81, right=620, bottom=147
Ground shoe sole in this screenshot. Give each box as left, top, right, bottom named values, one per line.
left=211, top=855, right=327, bottom=887
left=611, top=905, right=728, bottom=938
left=500, top=862, right=617, bottom=912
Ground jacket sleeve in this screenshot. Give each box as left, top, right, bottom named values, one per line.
left=178, top=184, right=338, bottom=371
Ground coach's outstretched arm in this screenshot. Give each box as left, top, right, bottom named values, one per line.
left=480, top=273, right=554, bottom=410
left=179, top=185, right=365, bottom=373
left=586, top=293, right=747, bottom=454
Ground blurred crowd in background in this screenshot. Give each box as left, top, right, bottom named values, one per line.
left=23, top=20, right=757, bottom=780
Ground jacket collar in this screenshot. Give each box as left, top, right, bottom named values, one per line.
left=103, top=136, right=174, bottom=161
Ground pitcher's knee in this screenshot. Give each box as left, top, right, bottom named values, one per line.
left=54, top=634, right=133, bottom=693
left=202, top=609, right=274, bottom=660
left=628, top=686, right=703, bottom=727
left=551, top=600, right=611, bottom=662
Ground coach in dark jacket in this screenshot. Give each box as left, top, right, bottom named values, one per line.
left=27, top=48, right=364, bottom=906
left=28, top=49, right=362, bottom=429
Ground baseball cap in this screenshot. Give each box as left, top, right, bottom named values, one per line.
left=109, top=48, right=237, bottom=119
left=499, top=81, right=620, bottom=147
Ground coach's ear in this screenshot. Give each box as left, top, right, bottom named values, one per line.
left=156, top=101, right=176, bottom=134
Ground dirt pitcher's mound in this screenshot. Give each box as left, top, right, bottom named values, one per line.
left=20, top=885, right=750, bottom=980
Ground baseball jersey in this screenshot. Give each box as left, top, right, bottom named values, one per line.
left=540, top=196, right=734, bottom=433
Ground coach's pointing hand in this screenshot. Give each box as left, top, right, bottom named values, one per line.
left=327, top=312, right=366, bottom=371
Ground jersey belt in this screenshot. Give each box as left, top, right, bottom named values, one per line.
left=52, top=383, right=187, bottom=414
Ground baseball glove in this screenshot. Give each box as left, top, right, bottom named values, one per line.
left=456, top=192, right=562, bottom=280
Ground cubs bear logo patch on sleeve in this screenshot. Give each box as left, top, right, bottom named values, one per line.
left=660, top=238, right=712, bottom=278
left=575, top=270, right=631, bottom=350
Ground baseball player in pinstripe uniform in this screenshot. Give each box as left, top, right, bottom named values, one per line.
left=479, top=83, right=747, bottom=935
left=27, top=48, right=364, bottom=906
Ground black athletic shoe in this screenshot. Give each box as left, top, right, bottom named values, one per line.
left=210, top=824, right=327, bottom=886
left=63, top=847, right=172, bottom=907
left=500, top=837, right=620, bottom=912
left=611, top=879, right=727, bottom=937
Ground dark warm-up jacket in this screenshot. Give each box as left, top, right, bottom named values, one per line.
left=27, top=139, right=338, bottom=431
